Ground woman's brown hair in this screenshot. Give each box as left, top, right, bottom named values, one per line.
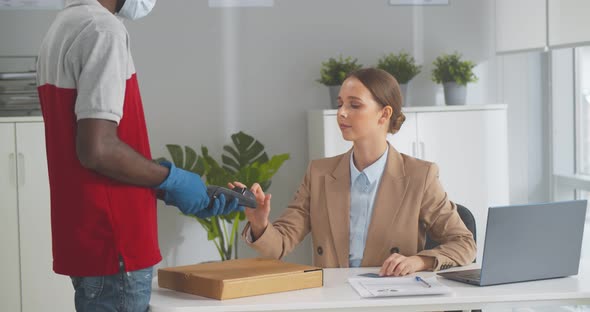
left=346, top=68, right=405, bottom=134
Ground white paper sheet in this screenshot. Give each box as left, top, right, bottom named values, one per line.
left=348, top=276, right=453, bottom=298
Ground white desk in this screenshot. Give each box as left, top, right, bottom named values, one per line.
left=149, top=264, right=590, bottom=312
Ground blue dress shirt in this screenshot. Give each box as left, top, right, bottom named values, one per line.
left=349, top=146, right=389, bottom=267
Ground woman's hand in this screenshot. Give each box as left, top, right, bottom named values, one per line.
left=228, top=181, right=271, bottom=240
left=378, top=254, right=433, bottom=277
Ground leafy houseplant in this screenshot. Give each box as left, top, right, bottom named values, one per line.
left=377, top=51, right=422, bottom=106
left=158, top=131, right=289, bottom=261
left=317, top=55, right=363, bottom=86
left=377, top=52, right=421, bottom=84
left=431, top=52, right=478, bottom=105
left=431, top=52, right=478, bottom=86
left=317, top=55, right=363, bottom=109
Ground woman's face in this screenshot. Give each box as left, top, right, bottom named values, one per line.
left=337, top=77, right=388, bottom=142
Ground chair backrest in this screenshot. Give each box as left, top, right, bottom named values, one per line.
left=424, top=204, right=477, bottom=256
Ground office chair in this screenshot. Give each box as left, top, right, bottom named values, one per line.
left=424, top=203, right=477, bottom=257
left=424, top=203, right=480, bottom=312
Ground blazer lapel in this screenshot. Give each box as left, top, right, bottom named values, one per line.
left=361, top=146, right=409, bottom=267
left=324, top=150, right=352, bottom=268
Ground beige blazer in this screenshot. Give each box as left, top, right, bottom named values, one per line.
left=242, top=145, right=476, bottom=271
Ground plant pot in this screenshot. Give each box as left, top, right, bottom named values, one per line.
left=399, top=83, right=408, bottom=107
left=328, top=85, right=341, bottom=109
left=443, top=82, right=466, bottom=105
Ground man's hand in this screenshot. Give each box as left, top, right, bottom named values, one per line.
left=157, top=161, right=243, bottom=217
left=194, top=194, right=242, bottom=218
left=156, top=161, right=210, bottom=215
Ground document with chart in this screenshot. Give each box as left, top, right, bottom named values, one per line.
left=348, top=276, right=453, bottom=298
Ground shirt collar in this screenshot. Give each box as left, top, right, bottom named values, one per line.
left=350, top=145, right=389, bottom=185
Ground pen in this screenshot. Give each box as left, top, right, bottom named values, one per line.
left=415, top=276, right=432, bottom=288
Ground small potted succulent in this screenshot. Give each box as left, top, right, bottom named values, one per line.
left=431, top=52, right=478, bottom=105
left=317, top=55, right=362, bottom=109
left=377, top=51, right=421, bottom=106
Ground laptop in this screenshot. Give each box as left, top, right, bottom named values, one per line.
left=437, top=200, right=587, bottom=286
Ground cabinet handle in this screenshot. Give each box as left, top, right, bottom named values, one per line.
left=412, top=142, right=417, bottom=157
left=17, top=152, right=25, bottom=186
left=9, top=153, right=16, bottom=186
left=419, top=142, right=426, bottom=159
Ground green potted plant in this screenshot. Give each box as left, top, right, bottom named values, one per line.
left=158, top=131, right=289, bottom=261
left=317, top=55, right=362, bottom=109
left=431, top=52, right=478, bottom=105
left=377, top=51, right=421, bottom=106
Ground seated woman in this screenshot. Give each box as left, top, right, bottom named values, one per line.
left=230, top=68, right=476, bottom=276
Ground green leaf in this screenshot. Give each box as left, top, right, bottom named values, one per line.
left=252, top=153, right=269, bottom=164
left=194, top=216, right=219, bottom=241
left=254, top=153, right=290, bottom=183
left=229, top=213, right=240, bottom=249
left=191, top=156, right=207, bottom=176
left=231, top=131, right=254, bottom=150
left=166, top=144, right=184, bottom=168
left=202, top=146, right=234, bottom=186
left=377, top=51, right=422, bottom=84
left=222, top=132, right=268, bottom=172
left=154, top=157, right=168, bottom=164
left=317, top=55, right=363, bottom=86
left=220, top=210, right=236, bottom=223
left=160, top=131, right=291, bottom=260
left=221, top=154, right=240, bottom=175
left=184, top=146, right=198, bottom=171
left=223, top=145, right=240, bottom=162
left=259, top=181, right=271, bottom=191
left=160, top=145, right=206, bottom=175
left=431, top=52, right=478, bottom=86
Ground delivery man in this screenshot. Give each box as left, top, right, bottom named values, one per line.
left=36, top=0, right=240, bottom=310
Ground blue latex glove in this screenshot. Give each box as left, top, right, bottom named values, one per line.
left=194, top=194, right=244, bottom=218
left=156, top=161, right=245, bottom=217
left=156, top=161, right=210, bottom=215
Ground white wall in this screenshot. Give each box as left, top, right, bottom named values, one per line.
left=125, top=0, right=499, bottom=267
left=411, top=0, right=497, bottom=106
left=0, top=10, right=56, bottom=71
left=2, top=0, right=550, bottom=268
left=497, top=52, right=551, bottom=205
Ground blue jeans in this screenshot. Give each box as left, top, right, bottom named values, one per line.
left=70, top=261, right=153, bottom=312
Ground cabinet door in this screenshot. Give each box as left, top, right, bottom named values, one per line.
left=416, top=110, right=509, bottom=263
left=496, top=0, right=546, bottom=53
left=387, top=112, right=417, bottom=157
left=548, top=0, right=590, bottom=47
left=0, top=123, right=21, bottom=312
left=16, top=122, right=74, bottom=312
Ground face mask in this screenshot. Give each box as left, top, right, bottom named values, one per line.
left=117, top=0, right=156, bottom=21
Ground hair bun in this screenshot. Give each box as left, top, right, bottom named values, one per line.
left=390, top=113, right=406, bottom=134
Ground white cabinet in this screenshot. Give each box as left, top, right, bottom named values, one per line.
left=307, top=105, right=510, bottom=263
left=0, top=122, right=21, bottom=312
left=495, top=0, right=547, bottom=53
left=496, top=0, right=590, bottom=53
left=548, top=0, right=590, bottom=47
left=0, top=118, right=74, bottom=312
